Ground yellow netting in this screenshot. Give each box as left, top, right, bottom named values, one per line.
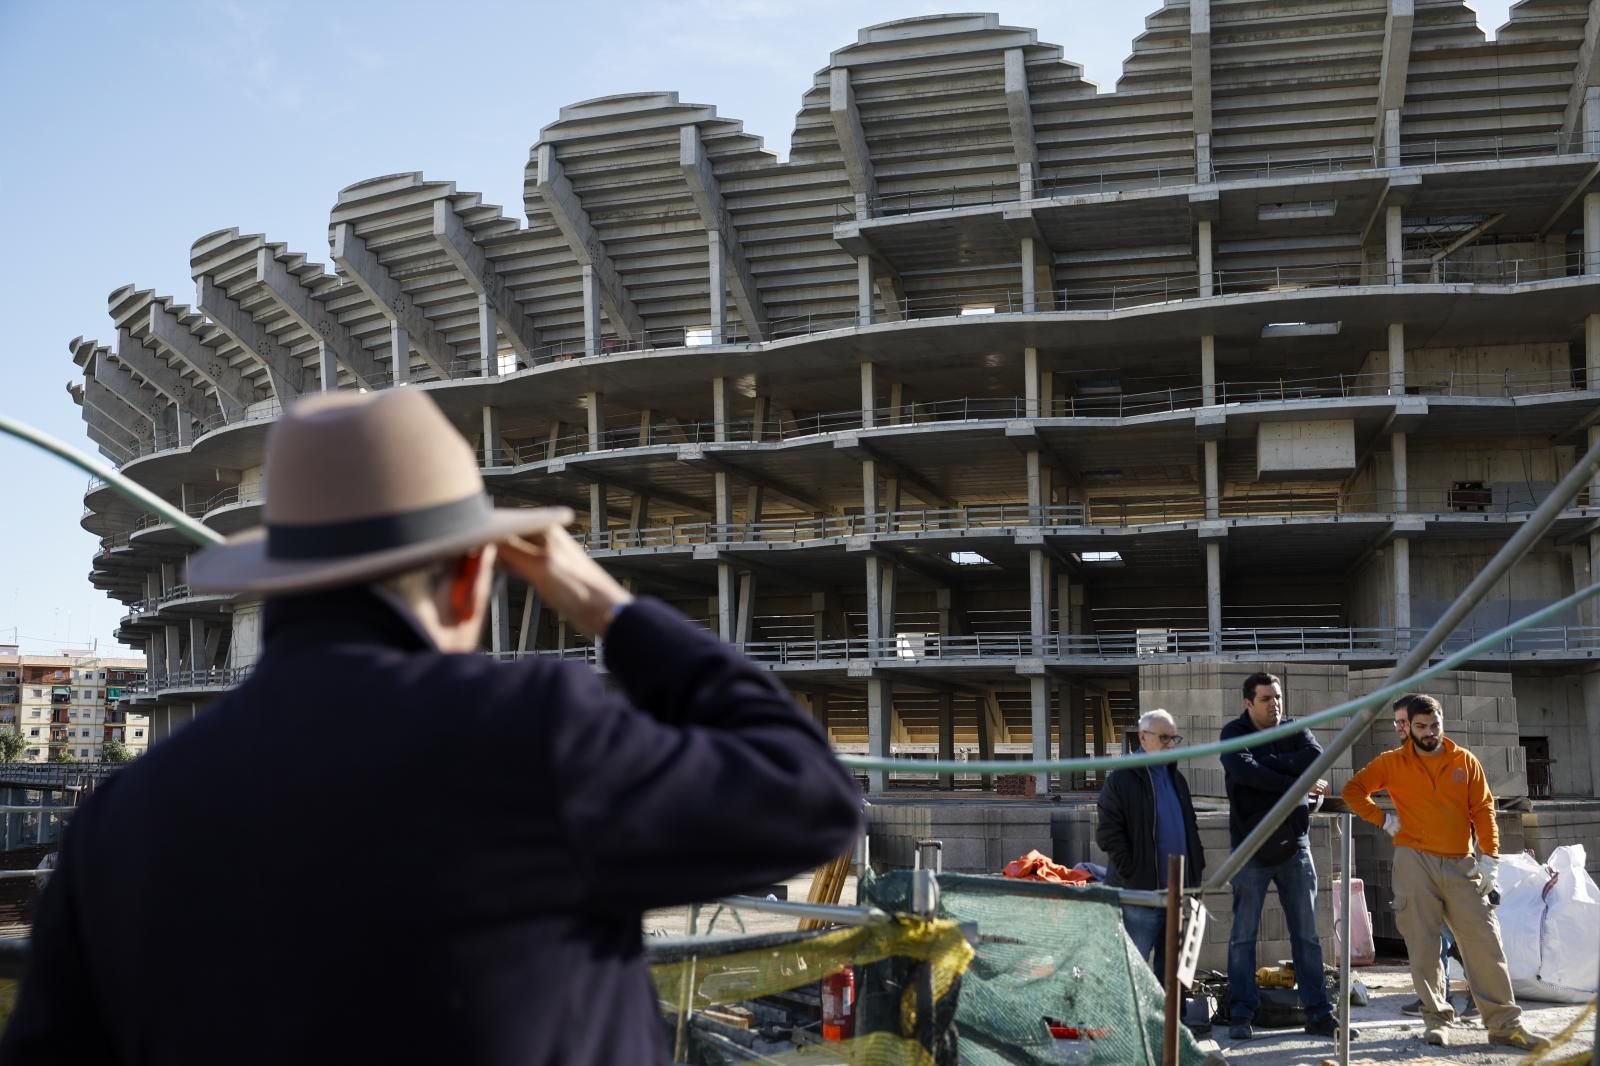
left=650, top=916, right=975, bottom=1065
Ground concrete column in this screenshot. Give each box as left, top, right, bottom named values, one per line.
left=1021, top=237, right=1037, bottom=313
left=1385, top=205, right=1404, bottom=284
left=1584, top=669, right=1600, bottom=800
left=390, top=323, right=410, bottom=385
left=1394, top=537, right=1412, bottom=638
left=715, top=464, right=734, bottom=639
left=1197, top=220, right=1214, bottom=298
left=1203, top=439, right=1220, bottom=519
left=1023, top=346, right=1041, bottom=417
left=735, top=571, right=756, bottom=645
left=1026, top=451, right=1044, bottom=519
left=1587, top=194, right=1600, bottom=274
left=589, top=484, right=608, bottom=551
left=937, top=693, right=955, bottom=791
left=856, top=257, right=874, bottom=327
left=316, top=341, right=338, bottom=392
left=712, top=376, right=728, bottom=442
left=1066, top=681, right=1087, bottom=789
left=1586, top=315, right=1600, bottom=388
left=1382, top=109, right=1401, bottom=168
left=488, top=574, right=510, bottom=654
left=867, top=677, right=892, bottom=793
left=581, top=264, right=601, bottom=356
left=1029, top=548, right=1048, bottom=653
left=1392, top=431, right=1409, bottom=510
left=1388, top=322, right=1406, bottom=395
left=164, top=625, right=181, bottom=678
left=813, top=691, right=830, bottom=735
left=517, top=588, right=541, bottom=652
left=707, top=230, right=726, bottom=343
left=865, top=554, right=884, bottom=646
left=187, top=618, right=206, bottom=671
left=481, top=405, right=501, bottom=468
left=1201, top=335, right=1216, bottom=405
left=859, top=362, right=876, bottom=428
left=1585, top=88, right=1600, bottom=154
left=477, top=295, right=498, bottom=377
left=1019, top=161, right=1035, bottom=201
left=977, top=693, right=995, bottom=791
left=1030, top=676, right=1050, bottom=794
left=1206, top=541, right=1222, bottom=652
left=1056, top=573, right=1073, bottom=638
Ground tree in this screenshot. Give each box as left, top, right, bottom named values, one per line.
left=0, top=729, right=25, bottom=764
left=50, top=749, right=74, bottom=764
left=101, top=739, right=133, bottom=764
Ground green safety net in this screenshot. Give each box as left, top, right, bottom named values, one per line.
left=864, top=872, right=1207, bottom=1066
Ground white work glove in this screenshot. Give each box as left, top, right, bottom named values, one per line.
left=1474, top=854, right=1499, bottom=898
left=1382, top=813, right=1401, bottom=838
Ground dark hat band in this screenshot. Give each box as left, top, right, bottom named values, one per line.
left=266, top=493, right=492, bottom=561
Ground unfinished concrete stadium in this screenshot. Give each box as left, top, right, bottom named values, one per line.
left=69, top=1, right=1600, bottom=957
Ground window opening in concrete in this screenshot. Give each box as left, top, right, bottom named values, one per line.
left=949, top=551, right=991, bottom=565
left=959, top=305, right=997, bottom=316
left=1078, top=551, right=1123, bottom=565
left=1261, top=322, right=1341, bottom=338
left=1258, top=201, right=1337, bottom=221
left=685, top=327, right=715, bottom=346
left=1135, top=628, right=1170, bottom=655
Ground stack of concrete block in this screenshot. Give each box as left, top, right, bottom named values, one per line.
left=1520, top=801, right=1600, bottom=877
left=995, top=773, right=1037, bottom=797
left=866, top=801, right=1056, bottom=873
left=1348, top=669, right=1525, bottom=799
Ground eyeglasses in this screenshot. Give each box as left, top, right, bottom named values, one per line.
left=1142, top=731, right=1183, bottom=747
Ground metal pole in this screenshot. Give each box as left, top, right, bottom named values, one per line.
left=1340, top=813, right=1353, bottom=1066
left=1162, top=854, right=1183, bottom=1066
left=1204, top=431, right=1600, bottom=890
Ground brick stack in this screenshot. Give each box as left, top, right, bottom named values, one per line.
left=1520, top=801, right=1600, bottom=877
left=995, top=773, right=1038, bottom=797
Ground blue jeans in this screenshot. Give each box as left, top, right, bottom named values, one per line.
left=1228, top=846, right=1332, bottom=1024
left=1122, top=904, right=1167, bottom=974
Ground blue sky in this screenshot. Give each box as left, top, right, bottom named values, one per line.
left=0, top=0, right=1512, bottom=655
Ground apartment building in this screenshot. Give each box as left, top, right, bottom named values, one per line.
left=0, top=647, right=148, bottom=763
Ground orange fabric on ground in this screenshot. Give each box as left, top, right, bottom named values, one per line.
left=1341, top=737, right=1499, bottom=857
left=1001, top=850, right=1093, bottom=884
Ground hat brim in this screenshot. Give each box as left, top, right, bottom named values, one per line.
left=187, top=506, right=574, bottom=597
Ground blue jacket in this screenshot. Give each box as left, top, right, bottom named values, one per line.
left=1219, top=709, right=1323, bottom=865
left=0, top=590, right=862, bottom=1065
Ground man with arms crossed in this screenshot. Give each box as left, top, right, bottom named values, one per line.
left=1220, top=673, right=1340, bottom=1041
left=1343, top=694, right=1547, bottom=1050
left=1096, top=709, right=1206, bottom=973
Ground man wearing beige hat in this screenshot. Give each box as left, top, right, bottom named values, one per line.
left=2, top=389, right=864, bottom=1066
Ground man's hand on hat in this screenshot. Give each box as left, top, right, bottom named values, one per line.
left=498, top=527, right=635, bottom=639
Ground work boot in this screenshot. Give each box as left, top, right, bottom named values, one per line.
left=1227, top=1022, right=1254, bottom=1041
left=1303, top=1015, right=1357, bottom=1040
left=1488, top=1027, right=1551, bottom=1052
left=1400, top=998, right=1424, bottom=1016
left=1423, top=1025, right=1450, bottom=1046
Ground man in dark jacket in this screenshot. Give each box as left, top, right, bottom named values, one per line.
left=1095, top=709, right=1205, bottom=973
left=0, top=389, right=864, bottom=1066
left=1219, top=672, right=1336, bottom=1042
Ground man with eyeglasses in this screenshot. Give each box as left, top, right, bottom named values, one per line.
left=1220, top=672, right=1340, bottom=1042
left=1344, top=694, right=1548, bottom=1052
left=1095, top=709, right=1204, bottom=973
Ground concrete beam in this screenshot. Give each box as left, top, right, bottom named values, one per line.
left=83, top=421, right=132, bottom=464
left=830, top=68, right=878, bottom=218
left=146, top=304, right=249, bottom=420
left=550, top=460, right=711, bottom=518
left=1190, top=0, right=1213, bottom=182
left=431, top=199, right=539, bottom=360
left=834, top=434, right=953, bottom=509
left=1373, top=0, right=1415, bottom=166
left=90, top=354, right=169, bottom=430
left=676, top=446, right=837, bottom=515
left=1559, top=0, right=1600, bottom=154
left=1538, top=163, right=1600, bottom=238
left=254, top=248, right=385, bottom=390
left=680, top=125, right=768, bottom=342
left=113, top=328, right=203, bottom=417
left=82, top=376, right=150, bottom=437
left=74, top=397, right=138, bottom=458
left=195, top=275, right=304, bottom=402
left=1003, top=49, right=1039, bottom=195
left=532, top=143, right=646, bottom=341
left=331, top=223, right=453, bottom=378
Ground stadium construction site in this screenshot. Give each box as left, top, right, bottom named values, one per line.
left=10, top=1, right=1600, bottom=1062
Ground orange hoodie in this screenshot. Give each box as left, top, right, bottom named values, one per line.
left=1342, top=736, right=1499, bottom=858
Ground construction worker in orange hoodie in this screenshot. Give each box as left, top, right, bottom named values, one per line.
left=1343, top=694, right=1549, bottom=1052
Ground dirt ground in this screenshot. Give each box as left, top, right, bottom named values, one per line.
left=1196, top=963, right=1594, bottom=1066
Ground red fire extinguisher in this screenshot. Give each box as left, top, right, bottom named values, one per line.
left=821, top=967, right=855, bottom=1041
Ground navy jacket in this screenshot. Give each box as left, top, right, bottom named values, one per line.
left=1219, top=709, right=1323, bottom=866
left=1, top=591, right=862, bottom=1065
left=1095, top=764, right=1205, bottom=890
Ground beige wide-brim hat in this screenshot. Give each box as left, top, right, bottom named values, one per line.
left=188, top=389, right=571, bottom=597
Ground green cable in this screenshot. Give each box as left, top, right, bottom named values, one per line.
left=0, top=415, right=223, bottom=547
left=838, top=577, right=1600, bottom=775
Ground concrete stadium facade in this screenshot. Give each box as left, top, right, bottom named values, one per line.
left=71, top=5, right=1600, bottom=814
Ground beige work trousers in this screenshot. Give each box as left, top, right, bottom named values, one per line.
left=1392, top=846, right=1521, bottom=1034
